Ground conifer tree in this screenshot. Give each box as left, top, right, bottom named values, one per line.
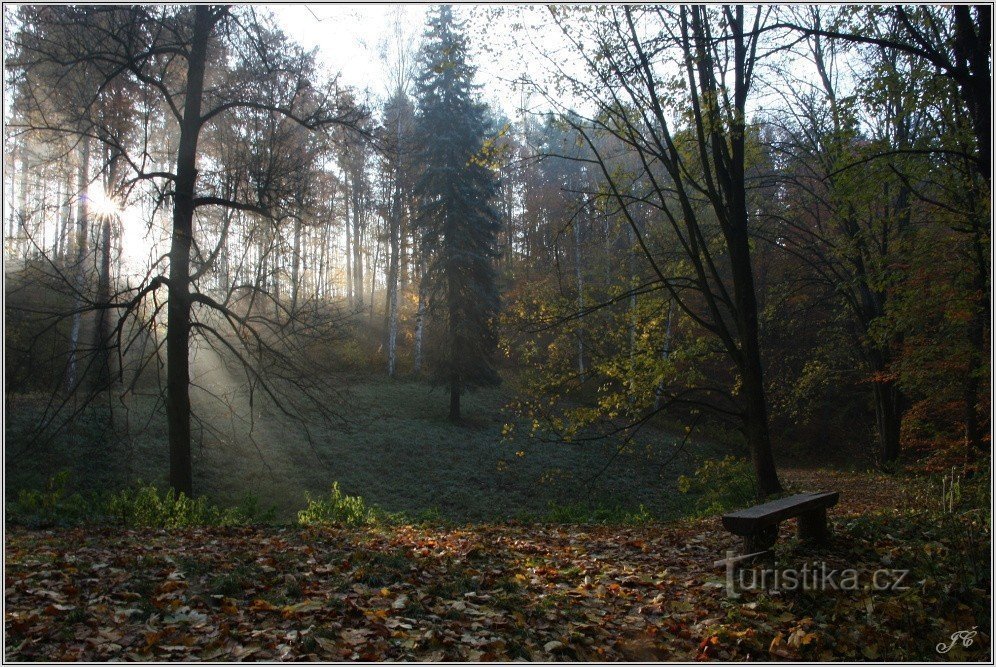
left=413, top=5, right=501, bottom=422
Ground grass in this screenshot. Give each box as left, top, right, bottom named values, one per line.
left=6, top=372, right=727, bottom=523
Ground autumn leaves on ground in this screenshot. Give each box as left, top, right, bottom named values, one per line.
left=5, top=470, right=990, bottom=662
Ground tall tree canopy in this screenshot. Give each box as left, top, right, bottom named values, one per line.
left=413, top=5, right=502, bottom=422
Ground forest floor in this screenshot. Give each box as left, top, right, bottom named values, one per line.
left=6, top=375, right=727, bottom=522
left=5, top=469, right=990, bottom=662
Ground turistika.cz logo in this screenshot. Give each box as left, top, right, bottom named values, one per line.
left=715, top=550, right=911, bottom=599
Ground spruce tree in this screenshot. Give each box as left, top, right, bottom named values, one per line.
left=413, top=5, right=501, bottom=422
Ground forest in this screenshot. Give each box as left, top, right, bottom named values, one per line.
left=3, top=4, right=991, bottom=662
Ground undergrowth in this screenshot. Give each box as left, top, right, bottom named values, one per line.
left=8, top=472, right=443, bottom=529
left=540, top=500, right=656, bottom=525
left=7, top=470, right=274, bottom=528
left=678, top=456, right=756, bottom=516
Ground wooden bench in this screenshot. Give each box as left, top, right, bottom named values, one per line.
left=722, top=491, right=839, bottom=552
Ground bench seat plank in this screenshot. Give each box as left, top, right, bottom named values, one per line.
left=722, top=491, right=839, bottom=536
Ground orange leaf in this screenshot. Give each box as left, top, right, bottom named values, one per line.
left=250, top=598, right=277, bottom=612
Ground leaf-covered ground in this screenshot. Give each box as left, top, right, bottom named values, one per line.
left=5, top=470, right=990, bottom=662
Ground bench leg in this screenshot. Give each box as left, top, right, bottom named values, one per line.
left=798, top=508, right=829, bottom=545
left=743, top=525, right=778, bottom=554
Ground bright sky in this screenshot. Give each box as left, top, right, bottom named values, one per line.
left=269, top=5, right=425, bottom=99
left=267, top=4, right=541, bottom=119
left=267, top=5, right=854, bottom=135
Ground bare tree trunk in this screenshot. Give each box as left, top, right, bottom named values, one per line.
left=301, top=225, right=309, bottom=303
left=574, top=214, right=585, bottom=377
left=729, top=143, right=782, bottom=499
left=387, top=181, right=401, bottom=376
left=654, top=298, right=674, bottom=411
left=64, top=137, right=90, bottom=393
left=58, top=168, right=73, bottom=262
left=18, top=145, right=30, bottom=258
left=875, top=388, right=902, bottom=464
left=37, top=164, right=49, bottom=257
left=6, top=144, right=17, bottom=243
left=352, top=169, right=364, bottom=311
left=692, top=5, right=782, bottom=497
left=258, top=232, right=269, bottom=295
left=290, top=216, right=302, bottom=313
left=317, top=218, right=329, bottom=300
left=869, top=349, right=903, bottom=466
left=272, top=229, right=282, bottom=319
left=91, top=155, right=117, bottom=392
left=51, top=176, right=63, bottom=257
left=729, top=180, right=782, bottom=496
left=217, top=208, right=231, bottom=294
left=952, top=5, right=991, bottom=187
left=627, top=224, right=637, bottom=396
left=414, top=256, right=425, bottom=374
left=344, top=187, right=353, bottom=307
left=448, top=267, right=461, bottom=423
left=167, top=5, right=212, bottom=497
left=92, top=215, right=113, bottom=384
left=399, top=201, right=409, bottom=289
left=369, top=221, right=380, bottom=323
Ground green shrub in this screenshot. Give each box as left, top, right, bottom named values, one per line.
left=106, top=485, right=267, bottom=528
left=678, top=456, right=756, bottom=517
left=297, top=482, right=373, bottom=527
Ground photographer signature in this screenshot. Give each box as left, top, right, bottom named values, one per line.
left=936, top=627, right=978, bottom=654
